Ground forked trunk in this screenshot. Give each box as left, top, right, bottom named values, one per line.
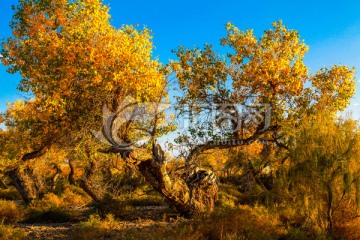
left=115, top=144, right=218, bottom=217
left=95, top=99, right=219, bottom=217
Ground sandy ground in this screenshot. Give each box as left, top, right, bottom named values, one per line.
left=15, top=206, right=186, bottom=240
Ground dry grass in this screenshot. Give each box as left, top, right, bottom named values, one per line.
left=334, top=216, right=360, bottom=240
left=24, top=191, right=87, bottom=223
left=0, top=183, right=356, bottom=239
left=0, top=224, right=27, bottom=240
left=73, top=204, right=289, bottom=240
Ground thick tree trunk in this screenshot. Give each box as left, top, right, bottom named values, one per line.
left=95, top=98, right=219, bottom=217
left=5, top=142, right=53, bottom=203
left=326, top=183, right=334, bottom=237
left=50, top=164, right=62, bottom=190
left=185, top=168, right=218, bottom=216
left=68, top=159, right=76, bottom=185
left=7, top=167, right=38, bottom=203
left=67, top=156, right=108, bottom=203
left=115, top=144, right=218, bottom=217
left=78, top=160, right=105, bottom=203
left=79, top=180, right=104, bottom=203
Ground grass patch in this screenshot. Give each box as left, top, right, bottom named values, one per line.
left=23, top=192, right=82, bottom=223
left=24, top=207, right=74, bottom=223
left=73, top=204, right=289, bottom=240
left=73, top=214, right=118, bottom=239
left=0, top=224, right=27, bottom=240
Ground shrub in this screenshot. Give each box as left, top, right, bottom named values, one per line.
left=119, top=187, right=164, bottom=207
left=278, top=207, right=307, bottom=228
left=218, top=186, right=239, bottom=209
left=0, top=224, right=27, bottom=240
left=74, top=214, right=118, bottom=239
left=201, top=205, right=287, bottom=240
left=0, top=188, right=22, bottom=201
left=0, top=200, right=22, bottom=223
left=61, top=187, right=89, bottom=206
left=334, top=217, right=360, bottom=240
left=38, top=193, right=63, bottom=208
left=25, top=207, right=74, bottom=223
left=24, top=193, right=74, bottom=223
left=90, top=196, right=134, bottom=218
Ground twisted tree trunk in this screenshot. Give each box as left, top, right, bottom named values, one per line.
left=8, top=167, right=38, bottom=203
left=6, top=141, right=53, bottom=203
left=95, top=98, right=219, bottom=217
left=66, top=156, right=108, bottom=203
left=78, top=160, right=105, bottom=203
left=104, top=143, right=218, bottom=217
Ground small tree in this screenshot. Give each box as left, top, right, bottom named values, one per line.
left=287, top=113, right=360, bottom=236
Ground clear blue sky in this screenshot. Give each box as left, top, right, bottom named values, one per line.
left=1, top=0, right=360, bottom=117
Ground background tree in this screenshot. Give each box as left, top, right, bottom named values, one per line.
left=284, top=113, right=360, bottom=236
left=170, top=20, right=355, bottom=183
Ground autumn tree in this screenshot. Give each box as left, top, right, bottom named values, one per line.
left=283, top=113, right=360, bottom=236
left=167, top=21, right=356, bottom=218
left=169, top=20, right=355, bottom=183
left=0, top=0, right=166, bottom=201
left=1, top=0, right=218, bottom=217
left=0, top=0, right=357, bottom=218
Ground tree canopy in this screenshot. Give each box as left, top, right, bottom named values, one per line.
left=1, top=0, right=166, bottom=161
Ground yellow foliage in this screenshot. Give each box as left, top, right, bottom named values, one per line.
left=335, top=217, right=360, bottom=240
left=1, top=0, right=166, bottom=157
left=61, top=187, right=89, bottom=206
left=0, top=200, right=23, bottom=224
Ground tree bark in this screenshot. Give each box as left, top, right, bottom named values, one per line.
left=7, top=167, right=38, bottom=203
left=68, top=159, right=76, bottom=185
left=326, top=183, right=333, bottom=237
left=105, top=143, right=218, bottom=217
left=6, top=141, right=53, bottom=203
left=78, top=160, right=105, bottom=203
left=50, top=164, right=62, bottom=190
